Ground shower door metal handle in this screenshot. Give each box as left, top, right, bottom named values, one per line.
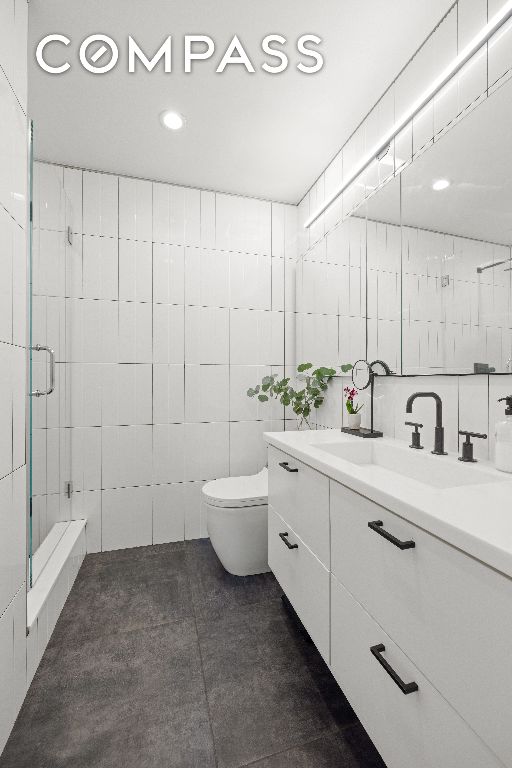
left=31, top=345, right=56, bottom=397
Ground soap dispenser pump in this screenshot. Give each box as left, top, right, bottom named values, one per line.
left=495, top=396, right=512, bottom=473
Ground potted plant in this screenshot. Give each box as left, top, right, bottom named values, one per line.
left=247, top=362, right=352, bottom=430
left=344, top=386, right=363, bottom=429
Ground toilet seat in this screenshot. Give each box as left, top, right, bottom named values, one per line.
left=202, top=468, right=268, bottom=508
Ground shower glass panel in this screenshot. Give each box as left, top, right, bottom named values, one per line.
left=29, top=140, right=74, bottom=587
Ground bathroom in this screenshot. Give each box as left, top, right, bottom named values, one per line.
left=1, top=0, right=512, bottom=766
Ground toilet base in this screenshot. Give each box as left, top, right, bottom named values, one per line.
left=206, top=502, right=270, bottom=577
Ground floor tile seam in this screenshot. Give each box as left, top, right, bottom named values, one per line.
left=47, top=612, right=198, bottom=648
left=193, top=615, right=221, bottom=768
left=234, top=726, right=336, bottom=768
left=192, top=594, right=285, bottom=625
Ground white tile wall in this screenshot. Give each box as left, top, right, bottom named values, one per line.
left=0, top=7, right=28, bottom=754
left=33, top=162, right=293, bottom=556
left=317, top=373, right=508, bottom=472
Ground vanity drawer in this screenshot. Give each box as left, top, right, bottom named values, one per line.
left=268, top=505, right=329, bottom=662
left=331, top=480, right=512, bottom=765
left=330, top=576, right=501, bottom=768
left=268, top=446, right=329, bottom=566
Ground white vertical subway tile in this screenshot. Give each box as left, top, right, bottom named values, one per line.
left=184, top=422, right=229, bottom=482
left=152, top=483, right=185, bottom=544
left=35, top=163, right=65, bottom=232
left=119, top=239, right=152, bottom=302
left=70, top=427, right=102, bottom=492
left=230, top=252, right=271, bottom=310
left=71, top=490, right=102, bottom=553
left=216, top=194, right=271, bottom=254
left=102, top=486, right=152, bottom=551
left=184, top=481, right=208, bottom=540
left=200, top=190, right=216, bottom=248
left=118, top=177, right=152, bottom=241
left=153, top=183, right=200, bottom=246
left=152, top=423, right=185, bottom=484
left=12, top=218, right=25, bottom=347
left=230, top=309, right=284, bottom=365
left=185, top=247, right=229, bottom=308
left=118, top=301, right=152, bottom=363
left=185, top=306, right=229, bottom=364
left=185, top=365, right=230, bottom=423
left=82, top=235, right=118, bottom=300
left=153, top=243, right=185, bottom=305
left=102, top=425, right=152, bottom=489
left=0, top=208, right=13, bottom=344
left=33, top=229, right=66, bottom=298
left=64, top=167, right=83, bottom=234
left=83, top=172, right=118, bottom=237
left=153, top=364, right=185, bottom=424
left=153, top=304, right=185, bottom=364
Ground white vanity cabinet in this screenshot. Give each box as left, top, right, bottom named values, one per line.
left=268, top=506, right=330, bottom=661
left=330, top=577, right=502, bottom=768
left=330, top=481, right=512, bottom=766
left=267, top=444, right=507, bottom=768
left=267, top=446, right=329, bottom=565
left=267, top=446, right=330, bottom=661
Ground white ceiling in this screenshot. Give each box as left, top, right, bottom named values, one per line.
left=28, top=0, right=453, bottom=203
left=366, top=78, right=512, bottom=245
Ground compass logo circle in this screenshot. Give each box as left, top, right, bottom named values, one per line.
left=79, top=35, right=119, bottom=74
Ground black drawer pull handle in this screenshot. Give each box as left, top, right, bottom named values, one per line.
left=279, top=461, right=298, bottom=473
left=368, top=520, right=415, bottom=550
left=370, top=644, right=419, bottom=695
left=279, top=532, right=298, bottom=550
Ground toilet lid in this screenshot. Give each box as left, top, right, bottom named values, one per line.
left=202, top=468, right=268, bottom=508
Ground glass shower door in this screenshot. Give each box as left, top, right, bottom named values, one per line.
left=28, top=131, right=74, bottom=587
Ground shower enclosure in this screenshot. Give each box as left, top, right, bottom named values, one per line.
left=28, top=129, right=77, bottom=586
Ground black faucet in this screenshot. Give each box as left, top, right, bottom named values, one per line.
left=405, top=392, right=447, bottom=455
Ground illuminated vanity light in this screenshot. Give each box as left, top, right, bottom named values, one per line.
left=304, top=0, right=512, bottom=229
left=160, top=110, right=185, bottom=130
left=432, top=179, right=451, bottom=191
left=379, top=154, right=404, bottom=168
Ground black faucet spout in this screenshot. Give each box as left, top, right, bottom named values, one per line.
left=405, top=392, right=447, bottom=455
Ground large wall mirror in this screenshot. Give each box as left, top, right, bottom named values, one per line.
left=297, top=75, right=512, bottom=376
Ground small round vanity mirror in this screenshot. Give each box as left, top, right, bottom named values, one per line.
left=352, top=359, right=372, bottom=390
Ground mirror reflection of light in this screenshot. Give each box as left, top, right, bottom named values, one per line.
left=432, top=179, right=450, bottom=191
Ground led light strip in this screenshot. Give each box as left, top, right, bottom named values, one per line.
left=304, top=0, right=512, bottom=229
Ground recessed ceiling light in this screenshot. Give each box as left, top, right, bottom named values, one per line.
left=432, top=179, right=450, bottom=191
left=160, top=110, right=185, bottom=131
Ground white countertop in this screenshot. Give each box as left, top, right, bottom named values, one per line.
left=264, top=429, right=512, bottom=579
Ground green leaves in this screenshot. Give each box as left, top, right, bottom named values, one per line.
left=340, top=363, right=353, bottom=374
left=246, top=362, right=345, bottom=430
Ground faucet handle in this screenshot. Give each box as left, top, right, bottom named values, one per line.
left=458, top=430, right=487, bottom=463
left=405, top=421, right=424, bottom=450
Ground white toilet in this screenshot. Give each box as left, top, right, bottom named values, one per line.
left=202, top=468, right=270, bottom=576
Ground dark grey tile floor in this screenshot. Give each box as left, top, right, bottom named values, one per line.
left=0, top=540, right=386, bottom=768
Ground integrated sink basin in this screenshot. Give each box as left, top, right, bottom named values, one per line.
left=314, top=440, right=504, bottom=489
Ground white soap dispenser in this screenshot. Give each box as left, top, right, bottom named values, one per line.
left=495, top=396, right=512, bottom=473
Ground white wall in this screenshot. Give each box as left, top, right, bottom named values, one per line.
left=0, top=0, right=28, bottom=754
left=33, top=163, right=297, bottom=553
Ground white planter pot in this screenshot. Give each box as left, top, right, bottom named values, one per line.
left=347, top=413, right=361, bottom=430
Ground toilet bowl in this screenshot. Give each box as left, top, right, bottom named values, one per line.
left=202, top=468, right=270, bottom=577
